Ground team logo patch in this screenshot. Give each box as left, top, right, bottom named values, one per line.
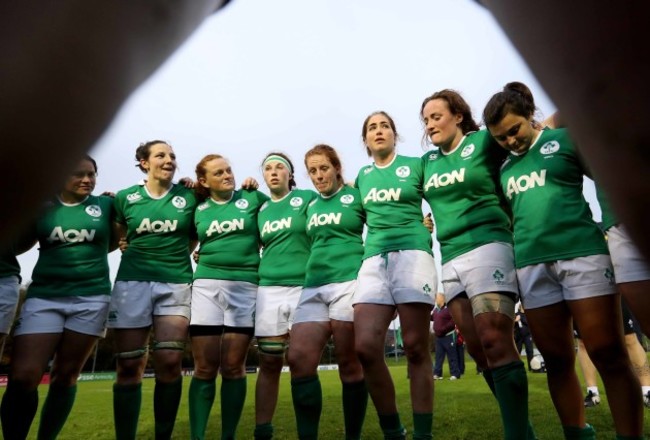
left=235, top=199, right=249, bottom=209
left=340, top=194, right=354, bottom=204
left=290, top=197, right=303, bottom=207
left=428, top=153, right=438, bottom=161
left=492, top=269, right=505, bottom=284
left=395, top=166, right=410, bottom=178
left=603, top=268, right=615, bottom=284
left=260, top=201, right=269, bottom=212
left=126, top=192, right=142, bottom=203
left=172, top=196, right=187, bottom=209
left=540, top=141, right=560, bottom=155
left=197, top=202, right=210, bottom=211
left=85, top=205, right=102, bottom=217
left=461, top=144, right=475, bottom=158
left=422, top=283, right=432, bottom=295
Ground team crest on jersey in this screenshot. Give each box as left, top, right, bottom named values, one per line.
left=126, top=192, right=142, bottom=203
left=540, top=141, right=560, bottom=155
left=395, top=166, right=410, bottom=178
left=340, top=194, right=354, bottom=204
left=85, top=204, right=102, bottom=217
left=460, top=144, right=475, bottom=158
left=235, top=199, right=249, bottom=209
left=428, top=153, right=438, bottom=161
left=290, top=197, right=303, bottom=207
left=172, top=196, right=187, bottom=209
left=197, top=201, right=210, bottom=211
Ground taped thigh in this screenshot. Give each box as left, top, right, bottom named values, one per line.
left=469, top=293, right=515, bottom=319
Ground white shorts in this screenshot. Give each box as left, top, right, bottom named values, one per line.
left=107, top=281, right=191, bottom=329
left=255, top=285, right=302, bottom=337
left=0, top=276, right=20, bottom=334
left=13, top=295, right=109, bottom=337
left=190, top=278, right=256, bottom=328
left=354, top=250, right=437, bottom=306
left=607, top=225, right=650, bottom=284
left=517, top=254, right=617, bottom=309
left=442, top=242, right=519, bottom=303
left=293, top=280, right=356, bottom=324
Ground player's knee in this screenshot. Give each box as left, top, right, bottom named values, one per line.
left=258, top=339, right=287, bottom=358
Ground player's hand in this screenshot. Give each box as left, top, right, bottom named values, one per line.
left=241, top=177, right=259, bottom=190
left=118, top=237, right=129, bottom=252
left=101, top=191, right=116, bottom=198
left=192, top=250, right=200, bottom=263
left=423, top=213, right=434, bottom=233
left=179, top=177, right=196, bottom=188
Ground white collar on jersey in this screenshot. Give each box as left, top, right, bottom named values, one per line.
left=210, top=192, right=234, bottom=205
left=439, top=134, right=469, bottom=156
left=319, top=184, right=344, bottom=200
left=56, top=195, right=89, bottom=207
left=270, top=189, right=293, bottom=203
left=373, top=153, right=397, bottom=169
left=510, top=130, right=544, bottom=157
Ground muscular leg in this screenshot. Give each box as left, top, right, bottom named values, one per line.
left=331, top=319, right=366, bottom=440
left=255, top=334, right=289, bottom=439
left=571, top=295, right=643, bottom=437
left=1, top=333, right=60, bottom=439
left=526, top=302, right=585, bottom=428
left=151, top=315, right=189, bottom=439
left=38, top=330, right=98, bottom=439
left=354, top=303, right=405, bottom=438
left=220, top=331, right=253, bottom=440
left=189, top=333, right=222, bottom=440
left=619, top=280, right=650, bottom=338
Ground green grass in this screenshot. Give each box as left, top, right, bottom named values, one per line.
left=1, top=358, right=648, bottom=439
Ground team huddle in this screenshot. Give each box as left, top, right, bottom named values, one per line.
left=1, top=82, right=649, bottom=440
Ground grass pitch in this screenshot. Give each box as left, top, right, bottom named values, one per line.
left=1, top=358, right=646, bottom=439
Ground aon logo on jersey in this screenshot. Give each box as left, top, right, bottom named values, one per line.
left=48, top=227, right=96, bottom=243
left=363, top=188, right=401, bottom=204
left=307, top=212, right=342, bottom=230
left=424, top=168, right=465, bottom=191
left=506, top=170, right=547, bottom=199
left=206, top=218, right=244, bottom=236
left=261, top=217, right=292, bottom=236
left=136, top=219, right=178, bottom=234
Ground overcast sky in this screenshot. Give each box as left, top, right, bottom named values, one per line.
left=17, top=0, right=599, bottom=285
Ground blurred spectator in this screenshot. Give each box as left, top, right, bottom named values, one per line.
left=432, top=293, right=461, bottom=380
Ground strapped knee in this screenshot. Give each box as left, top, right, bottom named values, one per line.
left=258, top=339, right=287, bottom=357
left=470, top=293, right=515, bottom=319
left=152, top=340, right=186, bottom=352
left=115, top=346, right=149, bottom=360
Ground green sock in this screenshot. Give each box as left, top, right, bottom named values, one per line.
left=491, top=362, right=537, bottom=440
left=221, top=377, right=247, bottom=440
left=113, top=383, right=142, bottom=440
left=189, top=377, right=216, bottom=440
left=342, top=380, right=368, bottom=440
left=254, top=422, right=273, bottom=440
left=291, top=375, right=322, bottom=440
left=0, top=382, right=38, bottom=440
left=413, top=412, right=433, bottom=440
left=37, top=384, right=77, bottom=440
left=378, top=413, right=405, bottom=440
left=563, top=424, right=596, bottom=439
left=615, top=435, right=646, bottom=440
left=154, top=377, right=183, bottom=440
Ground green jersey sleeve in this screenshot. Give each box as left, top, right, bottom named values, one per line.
left=423, top=131, right=512, bottom=264
left=194, top=189, right=269, bottom=284
left=304, top=186, right=365, bottom=287
left=28, top=195, right=113, bottom=298
left=356, top=155, right=432, bottom=258
left=595, top=185, right=617, bottom=231
left=114, top=184, right=197, bottom=283
left=258, top=189, right=316, bottom=286
left=500, top=128, right=609, bottom=268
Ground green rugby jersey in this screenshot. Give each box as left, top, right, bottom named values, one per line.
left=114, top=184, right=197, bottom=283
left=194, top=189, right=269, bottom=284
left=28, top=195, right=113, bottom=298
left=0, top=248, right=20, bottom=280
left=355, top=154, right=432, bottom=258
left=500, top=128, right=608, bottom=268
left=305, top=185, right=365, bottom=287
left=423, top=130, right=512, bottom=264
left=595, top=185, right=617, bottom=231
left=258, top=189, right=316, bottom=286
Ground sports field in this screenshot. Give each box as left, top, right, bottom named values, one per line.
left=1, top=358, right=647, bottom=439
